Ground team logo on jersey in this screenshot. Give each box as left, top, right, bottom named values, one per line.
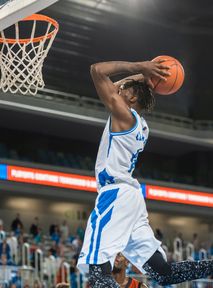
left=79, top=252, right=86, bottom=258
left=98, top=168, right=115, bottom=187
left=128, top=148, right=143, bottom=173
left=136, top=132, right=144, bottom=141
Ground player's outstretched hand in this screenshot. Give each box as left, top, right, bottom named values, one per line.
left=138, top=59, right=171, bottom=89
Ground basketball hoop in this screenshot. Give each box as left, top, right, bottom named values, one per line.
left=0, top=14, right=59, bottom=95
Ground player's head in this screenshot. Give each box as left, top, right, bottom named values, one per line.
left=118, top=79, right=155, bottom=112
left=112, top=252, right=129, bottom=274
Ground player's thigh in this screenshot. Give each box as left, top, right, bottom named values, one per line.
left=123, top=218, right=161, bottom=273
left=94, top=184, right=142, bottom=246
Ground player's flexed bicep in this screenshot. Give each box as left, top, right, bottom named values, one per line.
left=90, top=64, right=123, bottom=110
left=90, top=63, right=134, bottom=132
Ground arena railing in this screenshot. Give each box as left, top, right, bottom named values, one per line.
left=1, top=237, right=212, bottom=288
left=32, top=88, right=213, bottom=130
left=195, top=119, right=213, bottom=130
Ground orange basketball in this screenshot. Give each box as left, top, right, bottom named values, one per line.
left=151, top=55, right=185, bottom=95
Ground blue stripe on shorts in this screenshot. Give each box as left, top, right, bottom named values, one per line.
left=86, top=188, right=119, bottom=264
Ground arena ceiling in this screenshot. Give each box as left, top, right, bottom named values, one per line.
left=42, top=0, right=213, bottom=120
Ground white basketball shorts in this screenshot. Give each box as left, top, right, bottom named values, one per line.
left=77, top=182, right=166, bottom=274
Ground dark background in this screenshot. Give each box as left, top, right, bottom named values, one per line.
left=40, top=0, right=213, bottom=120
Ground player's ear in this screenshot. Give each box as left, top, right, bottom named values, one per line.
left=129, top=94, right=137, bottom=104
left=118, top=83, right=125, bottom=95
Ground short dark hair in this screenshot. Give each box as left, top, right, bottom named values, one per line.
left=121, top=79, right=155, bottom=112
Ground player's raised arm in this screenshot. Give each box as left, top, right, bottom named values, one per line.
left=90, top=60, right=170, bottom=131
left=90, top=60, right=170, bottom=110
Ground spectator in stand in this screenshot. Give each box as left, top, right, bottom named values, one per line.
left=17, top=233, right=25, bottom=248
left=44, top=248, right=57, bottom=282
left=192, top=233, right=200, bottom=260
left=0, top=219, right=6, bottom=243
left=34, top=228, right=42, bottom=244
left=49, top=241, right=60, bottom=258
left=0, top=254, right=11, bottom=284
left=72, top=235, right=82, bottom=254
left=192, top=233, right=200, bottom=252
left=56, top=259, right=68, bottom=284
left=51, top=225, right=61, bottom=245
left=177, top=232, right=184, bottom=247
left=30, top=217, right=39, bottom=237
left=49, top=223, right=56, bottom=236
left=11, top=269, right=22, bottom=288
left=23, top=282, right=30, bottom=288
left=0, top=239, right=11, bottom=261
left=0, top=253, right=13, bottom=265
left=7, top=232, right=18, bottom=263
left=33, top=279, right=42, bottom=288
left=70, top=257, right=78, bottom=288
left=14, top=223, right=23, bottom=238
left=60, top=220, right=69, bottom=243
left=76, top=224, right=85, bottom=241
left=112, top=253, right=148, bottom=288
left=11, top=213, right=23, bottom=232
left=49, top=245, right=57, bottom=258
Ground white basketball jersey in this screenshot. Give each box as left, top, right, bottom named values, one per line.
left=95, top=108, right=149, bottom=192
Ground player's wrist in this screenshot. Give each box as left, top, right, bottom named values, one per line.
left=134, top=61, right=150, bottom=73
left=128, top=61, right=150, bottom=75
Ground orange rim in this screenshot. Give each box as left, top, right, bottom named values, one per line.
left=0, top=14, right=59, bottom=44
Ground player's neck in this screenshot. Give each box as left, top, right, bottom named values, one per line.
left=131, top=103, right=142, bottom=115
left=113, top=271, right=129, bottom=287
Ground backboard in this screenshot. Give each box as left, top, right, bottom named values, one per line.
left=0, top=0, right=59, bottom=31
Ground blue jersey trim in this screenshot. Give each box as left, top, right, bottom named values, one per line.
left=107, top=134, right=113, bottom=157
left=141, top=184, right=146, bottom=198
left=128, top=148, right=143, bottom=173
left=86, top=210, right=98, bottom=263
left=93, top=207, right=113, bottom=263
left=109, top=109, right=139, bottom=136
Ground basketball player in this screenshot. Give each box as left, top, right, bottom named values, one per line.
left=77, top=60, right=213, bottom=287
left=112, top=253, right=148, bottom=288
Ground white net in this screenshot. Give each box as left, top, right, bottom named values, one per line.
left=0, top=14, right=58, bottom=95
left=0, top=0, right=12, bottom=9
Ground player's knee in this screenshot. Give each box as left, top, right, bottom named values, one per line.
left=143, top=259, right=172, bottom=286
left=144, top=250, right=172, bottom=277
